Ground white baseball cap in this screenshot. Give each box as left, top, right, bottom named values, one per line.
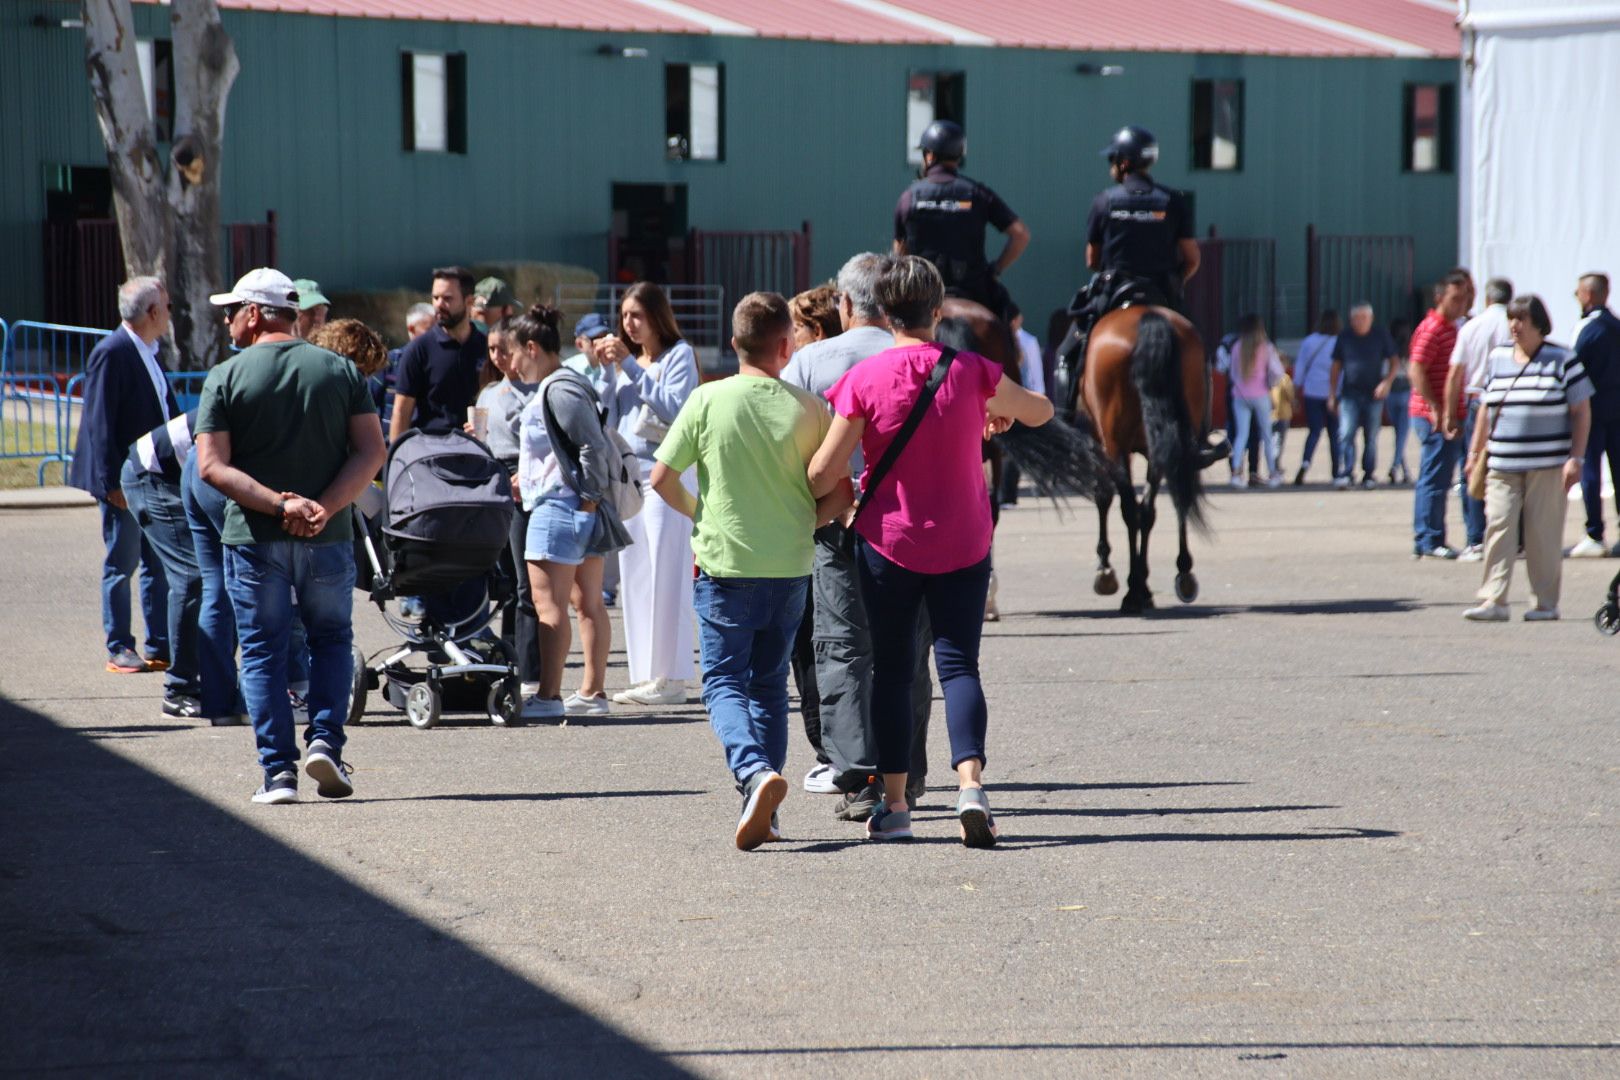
left=209, top=267, right=301, bottom=310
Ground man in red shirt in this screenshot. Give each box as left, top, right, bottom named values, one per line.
left=1410, top=270, right=1474, bottom=558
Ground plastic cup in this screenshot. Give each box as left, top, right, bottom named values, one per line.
left=472, top=406, right=489, bottom=441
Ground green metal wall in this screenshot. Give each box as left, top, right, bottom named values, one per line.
left=1, top=2, right=1458, bottom=336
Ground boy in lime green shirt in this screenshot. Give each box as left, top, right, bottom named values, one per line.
left=652, top=292, right=852, bottom=850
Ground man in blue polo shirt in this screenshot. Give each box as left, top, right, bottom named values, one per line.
left=388, top=265, right=486, bottom=442
left=1327, top=303, right=1399, bottom=490
left=1570, top=273, right=1620, bottom=556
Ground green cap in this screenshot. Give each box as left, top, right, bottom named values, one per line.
left=290, top=278, right=331, bottom=311
left=474, top=276, right=518, bottom=309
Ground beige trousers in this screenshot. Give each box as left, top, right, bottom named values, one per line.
left=1478, top=467, right=1566, bottom=609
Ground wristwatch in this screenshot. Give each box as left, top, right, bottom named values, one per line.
left=276, top=498, right=287, bottom=521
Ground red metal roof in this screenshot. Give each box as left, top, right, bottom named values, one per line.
left=199, top=0, right=1459, bottom=58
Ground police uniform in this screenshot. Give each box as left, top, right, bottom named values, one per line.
left=895, top=164, right=1018, bottom=320
left=1085, top=172, right=1194, bottom=310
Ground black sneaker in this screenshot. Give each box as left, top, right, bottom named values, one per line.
left=834, top=781, right=882, bottom=822
left=162, top=693, right=202, bottom=719
left=252, top=770, right=298, bottom=805
left=735, top=770, right=787, bottom=851
left=208, top=712, right=250, bottom=727
left=305, top=740, right=354, bottom=799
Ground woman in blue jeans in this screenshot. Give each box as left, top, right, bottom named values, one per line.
left=1385, top=317, right=1414, bottom=484
left=810, top=256, right=1053, bottom=847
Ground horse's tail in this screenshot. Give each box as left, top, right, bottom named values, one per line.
left=1130, top=311, right=1207, bottom=531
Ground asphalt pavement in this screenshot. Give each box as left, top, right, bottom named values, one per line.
left=2, top=447, right=1617, bottom=1078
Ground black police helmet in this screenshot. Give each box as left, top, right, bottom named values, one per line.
left=919, top=120, right=966, bottom=161
left=1102, top=125, right=1160, bottom=169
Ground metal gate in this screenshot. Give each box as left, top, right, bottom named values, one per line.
left=688, top=223, right=813, bottom=310
left=1185, top=235, right=1276, bottom=351
left=1306, top=226, right=1416, bottom=332
left=554, top=282, right=730, bottom=374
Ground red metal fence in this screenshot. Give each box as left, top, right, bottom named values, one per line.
left=1305, top=226, right=1416, bottom=333
left=1185, top=233, right=1277, bottom=353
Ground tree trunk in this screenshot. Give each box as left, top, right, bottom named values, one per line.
left=82, top=0, right=168, bottom=279
left=168, top=0, right=239, bottom=371
left=81, top=0, right=237, bottom=370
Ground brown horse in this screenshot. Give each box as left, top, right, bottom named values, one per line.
left=1081, top=305, right=1209, bottom=613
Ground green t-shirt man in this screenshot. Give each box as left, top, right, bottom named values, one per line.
left=655, top=376, right=830, bottom=579
left=195, top=339, right=377, bottom=546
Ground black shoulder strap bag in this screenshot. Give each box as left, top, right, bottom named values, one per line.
left=839, top=345, right=957, bottom=557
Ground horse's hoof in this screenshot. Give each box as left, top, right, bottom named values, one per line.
left=1094, top=568, right=1119, bottom=596
left=1175, top=573, right=1199, bottom=604
left=1120, top=592, right=1154, bottom=615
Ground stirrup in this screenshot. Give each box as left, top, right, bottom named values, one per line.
left=1197, top=432, right=1230, bottom=470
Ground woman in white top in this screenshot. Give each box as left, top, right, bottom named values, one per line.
left=595, top=283, right=701, bottom=706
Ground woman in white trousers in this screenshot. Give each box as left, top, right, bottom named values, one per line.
left=596, top=282, right=701, bottom=705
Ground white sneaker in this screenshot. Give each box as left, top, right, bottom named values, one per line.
left=1463, top=603, right=1510, bottom=622
left=1566, top=537, right=1608, bottom=558
left=803, top=762, right=840, bottom=794
left=1266, top=474, right=1283, bottom=489
left=609, top=679, right=655, bottom=704
left=521, top=695, right=566, bottom=720
left=1333, top=476, right=1351, bottom=490
left=611, top=678, right=689, bottom=707
left=563, top=692, right=610, bottom=717
left=1229, top=476, right=1246, bottom=490
left=1523, top=606, right=1561, bottom=622
left=1457, top=544, right=1484, bottom=562
left=520, top=681, right=541, bottom=698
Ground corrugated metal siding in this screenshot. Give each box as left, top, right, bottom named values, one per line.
left=2, top=5, right=1460, bottom=335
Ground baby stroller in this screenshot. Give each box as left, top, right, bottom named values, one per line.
left=1595, top=569, right=1620, bottom=636
left=348, top=428, right=522, bottom=729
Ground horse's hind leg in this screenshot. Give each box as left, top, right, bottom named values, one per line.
left=1116, top=474, right=1149, bottom=615
left=1174, top=508, right=1199, bottom=603
left=1093, top=483, right=1118, bottom=596
left=1129, top=471, right=1159, bottom=612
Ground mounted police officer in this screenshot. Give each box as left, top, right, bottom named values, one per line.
left=1056, top=125, right=1225, bottom=462
left=893, top=120, right=1029, bottom=324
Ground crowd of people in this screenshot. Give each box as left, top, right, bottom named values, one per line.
left=68, top=248, right=1619, bottom=838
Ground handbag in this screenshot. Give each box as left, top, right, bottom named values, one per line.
left=630, top=358, right=672, bottom=444
left=1468, top=357, right=1528, bottom=501
left=838, top=345, right=958, bottom=558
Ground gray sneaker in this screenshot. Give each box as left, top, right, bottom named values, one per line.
left=305, top=740, right=354, bottom=799
left=251, top=770, right=298, bottom=805
left=735, top=770, right=787, bottom=851
left=834, top=781, right=882, bottom=822
left=957, top=787, right=999, bottom=849
left=866, top=804, right=913, bottom=841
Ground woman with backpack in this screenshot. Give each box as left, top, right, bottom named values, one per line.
left=512, top=305, right=631, bottom=721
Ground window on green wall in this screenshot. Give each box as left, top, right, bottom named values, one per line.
left=666, top=63, right=724, bottom=161
left=1191, top=79, right=1243, bottom=171
left=402, top=51, right=467, bottom=155
left=906, top=71, right=965, bottom=165
left=1403, top=84, right=1455, bottom=173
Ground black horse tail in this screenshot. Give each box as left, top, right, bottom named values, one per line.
left=1130, top=312, right=1207, bottom=532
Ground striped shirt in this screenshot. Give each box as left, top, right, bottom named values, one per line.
left=126, top=411, right=198, bottom=482
left=1480, top=344, right=1593, bottom=472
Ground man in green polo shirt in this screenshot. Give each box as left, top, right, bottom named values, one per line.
left=195, top=268, right=386, bottom=806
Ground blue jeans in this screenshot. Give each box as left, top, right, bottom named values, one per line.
left=1582, top=414, right=1620, bottom=542
left=1461, top=401, right=1486, bottom=546
left=694, top=573, right=809, bottom=786
left=1230, top=394, right=1278, bottom=477
left=1385, top=388, right=1413, bottom=476
left=1411, top=416, right=1462, bottom=550
left=181, top=455, right=246, bottom=719
left=120, top=461, right=200, bottom=696
left=224, top=541, right=356, bottom=777
left=1300, top=396, right=1341, bottom=476
left=99, top=499, right=169, bottom=658
left=1337, top=391, right=1383, bottom=479
left=857, top=541, right=992, bottom=774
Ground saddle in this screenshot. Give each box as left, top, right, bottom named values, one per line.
left=1053, top=272, right=1167, bottom=418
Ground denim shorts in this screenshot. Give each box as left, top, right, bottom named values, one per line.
left=524, top=496, right=594, bottom=565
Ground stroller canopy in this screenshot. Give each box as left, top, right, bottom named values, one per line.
left=382, top=429, right=515, bottom=595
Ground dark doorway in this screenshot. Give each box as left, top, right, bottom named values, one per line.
left=610, top=183, right=688, bottom=285
left=43, top=165, right=123, bottom=328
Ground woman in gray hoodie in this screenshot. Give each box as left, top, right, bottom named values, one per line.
left=512, top=305, right=630, bottom=721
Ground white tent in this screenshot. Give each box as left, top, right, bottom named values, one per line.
left=1459, top=0, right=1620, bottom=340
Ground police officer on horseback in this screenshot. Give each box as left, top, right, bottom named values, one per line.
left=1056, top=125, right=1226, bottom=463
left=893, top=120, right=1029, bottom=324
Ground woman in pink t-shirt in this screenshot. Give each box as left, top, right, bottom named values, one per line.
left=809, top=256, right=1052, bottom=848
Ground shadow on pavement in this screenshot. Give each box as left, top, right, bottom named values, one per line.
left=0, top=698, right=690, bottom=1077
left=994, top=803, right=1339, bottom=819
left=358, top=789, right=704, bottom=804
left=1027, top=597, right=1426, bottom=620
left=783, top=825, right=1400, bottom=855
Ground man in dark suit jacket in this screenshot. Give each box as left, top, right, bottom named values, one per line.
left=69, top=276, right=181, bottom=674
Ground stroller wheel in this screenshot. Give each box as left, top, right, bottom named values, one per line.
left=487, top=678, right=523, bottom=727
left=405, top=682, right=441, bottom=729
left=347, top=645, right=368, bottom=725
left=1595, top=604, right=1620, bottom=636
